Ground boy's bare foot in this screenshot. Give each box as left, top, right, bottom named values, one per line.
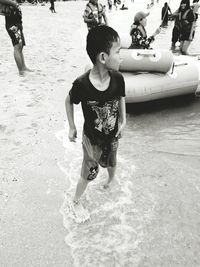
left=103, top=184, right=110, bottom=189
left=68, top=199, right=90, bottom=223
left=99, top=184, right=110, bottom=191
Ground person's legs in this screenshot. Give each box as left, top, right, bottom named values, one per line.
left=69, top=176, right=91, bottom=223
left=181, top=40, right=191, bottom=55
left=14, top=43, right=32, bottom=75
left=179, top=40, right=183, bottom=51
left=103, top=165, right=116, bottom=189
left=69, top=137, right=100, bottom=222
left=171, top=24, right=179, bottom=49
left=101, top=138, right=118, bottom=189
left=6, top=23, right=31, bottom=75
left=73, top=177, right=90, bottom=203
left=74, top=134, right=100, bottom=203
left=13, top=43, right=25, bottom=74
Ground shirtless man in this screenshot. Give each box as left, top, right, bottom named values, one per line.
left=0, top=0, right=31, bottom=75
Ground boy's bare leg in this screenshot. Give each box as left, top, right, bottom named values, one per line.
left=69, top=177, right=90, bottom=223
left=103, top=166, right=116, bottom=189
left=73, top=177, right=90, bottom=203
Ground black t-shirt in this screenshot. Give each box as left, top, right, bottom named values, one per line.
left=69, top=70, right=125, bottom=144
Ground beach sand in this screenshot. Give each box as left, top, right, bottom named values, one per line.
left=1, top=0, right=200, bottom=266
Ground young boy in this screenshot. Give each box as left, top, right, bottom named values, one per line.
left=0, top=0, right=30, bottom=75
left=65, top=25, right=126, bottom=221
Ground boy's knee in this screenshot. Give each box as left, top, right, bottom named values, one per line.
left=86, top=165, right=99, bottom=181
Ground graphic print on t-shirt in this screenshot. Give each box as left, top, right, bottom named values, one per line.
left=87, top=99, right=119, bottom=135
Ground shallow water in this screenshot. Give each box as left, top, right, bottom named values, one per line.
left=57, top=96, right=200, bottom=266
left=57, top=1, right=200, bottom=266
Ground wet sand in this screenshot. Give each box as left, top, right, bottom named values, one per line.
left=1, top=0, right=200, bottom=266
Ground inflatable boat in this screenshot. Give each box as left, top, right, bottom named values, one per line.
left=119, top=33, right=200, bottom=102
left=121, top=51, right=200, bottom=103
left=119, top=48, right=173, bottom=73
left=85, top=44, right=200, bottom=103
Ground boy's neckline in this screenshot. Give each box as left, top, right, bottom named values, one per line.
left=88, top=69, right=111, bottom=92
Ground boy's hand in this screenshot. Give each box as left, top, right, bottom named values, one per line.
left=115, top=122, right=126, bottom=138
left=69, top=127, right=77, bottom=142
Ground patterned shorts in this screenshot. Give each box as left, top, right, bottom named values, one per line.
left=6, top=24, right=25, bottom=47
left=81, top=134, right=118, bottom=181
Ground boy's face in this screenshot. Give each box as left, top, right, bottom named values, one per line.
left=105, top=39, right=121, bottom=71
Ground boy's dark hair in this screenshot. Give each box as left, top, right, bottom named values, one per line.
left=86, top=25, right=119, bottom=64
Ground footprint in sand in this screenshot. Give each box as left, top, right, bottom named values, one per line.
left=15, top=113, right=27, bottom=117
left=51, top=57, right=59, bottom=61
left=26, top=103, right=34, bottom=107
left=0, top=125, right=7, bottom=132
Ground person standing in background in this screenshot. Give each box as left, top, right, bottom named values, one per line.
left=171, top=0, right=195, bottom=54
left=161, top=2, right=172, bottom=27
left=129, top=11, right=160, bottom=49
left=49, top=0, right=56, bottom=13
left=0, top=0, right=31, bottom=75
left=83, top=0, right=108, bottom=31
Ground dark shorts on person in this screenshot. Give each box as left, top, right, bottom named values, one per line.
left=180, top=28, right=191, bottom=41
left=81, top=133, right=118, bottom=181
left=6, top=24, right=25, bottom=46
left=180, top=22, right=193, bottom=41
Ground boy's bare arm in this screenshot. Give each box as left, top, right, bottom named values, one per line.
left=116, top=96, right=126, bottom=137
left=65, top=95, right=77, bottom=142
